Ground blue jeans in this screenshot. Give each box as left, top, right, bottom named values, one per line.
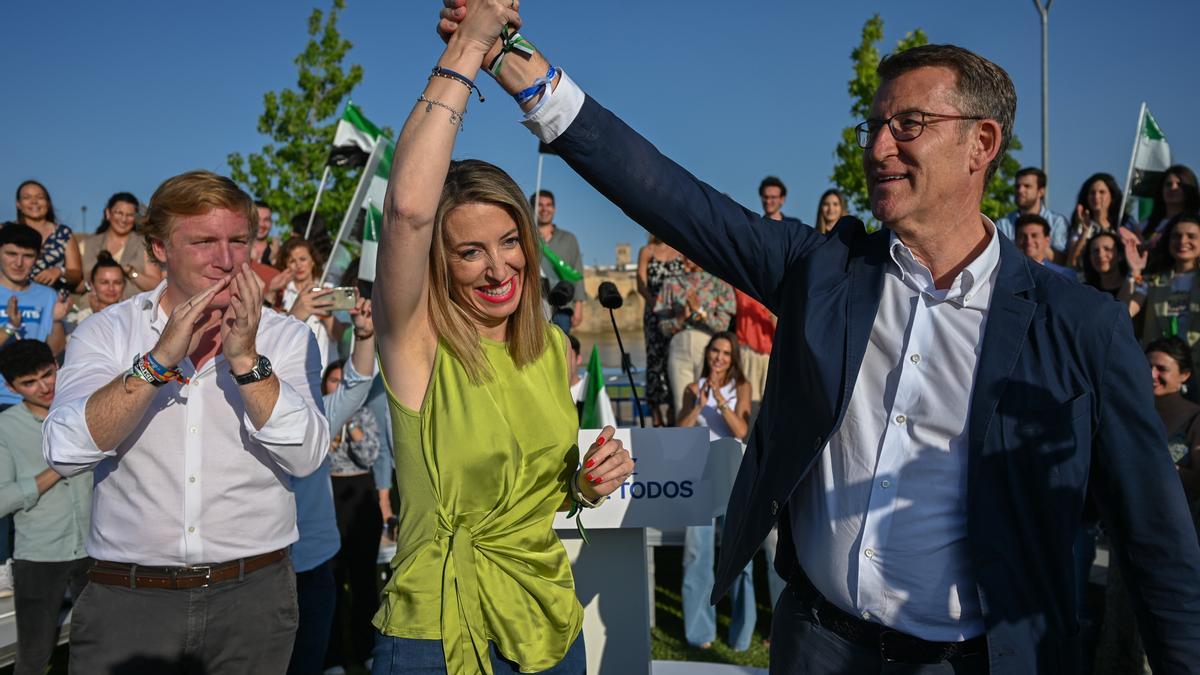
left=370, top=631, right=585, bottom=674
left=287, top=559, right=336, bottom=675
left=683, top=522, right=756, bottom=651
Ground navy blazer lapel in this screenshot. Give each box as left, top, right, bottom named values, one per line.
left=967, top=240, right=1037, bottom=463
left=835, top=227, right=890, bottom=429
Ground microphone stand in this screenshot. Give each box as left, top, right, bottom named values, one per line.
left=607, top=307, right=646, bottom=428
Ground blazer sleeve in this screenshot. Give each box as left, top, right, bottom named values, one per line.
left=547, top=94, right=823, bottom=314
left=1090, top=302, right=1200, bottom=673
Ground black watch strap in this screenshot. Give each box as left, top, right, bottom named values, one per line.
left=232, top=355, right=273, bottom=386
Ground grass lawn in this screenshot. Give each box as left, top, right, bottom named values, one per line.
left=650, top=545, right=773, bottom=669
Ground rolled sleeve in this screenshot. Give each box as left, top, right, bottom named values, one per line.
left=248, top=327, right=329, bottom=478
left=324, top=358, right=375, bottom=431
left=44, top=312, right=123, bottom=476
left=44, top=388, right=112, bottom=477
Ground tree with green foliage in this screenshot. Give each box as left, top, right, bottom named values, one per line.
left=227, top=0, right=367, bottom=237
left=830, top=14, right=1020, bottom=223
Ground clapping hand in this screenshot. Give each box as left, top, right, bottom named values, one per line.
left=52, top=291, right=71, bottom=322
left=1121, top=228, right=1148, bottom=275
left=149, top=278, right=230, bottom=369
left=220, top=264, right=266, bottom=374
left=576, top=426, right=635, bottom=501
left=5, top=296, right=21, bottom=332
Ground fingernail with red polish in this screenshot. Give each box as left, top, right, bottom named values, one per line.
left=585, top=459, right=595, bottom=468
left=595, top=436, right=605, bottom=446
left=585, top=473, right=594, bottom=482
left=592, top=475, right=603, bottom=484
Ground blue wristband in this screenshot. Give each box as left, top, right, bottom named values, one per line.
left=431, top=66, right=485, bottom=103
left=514, top=64, right=557, bottom=105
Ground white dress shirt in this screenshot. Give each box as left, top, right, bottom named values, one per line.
left=525, top=73, right=1002, bottom=641
left=44, top=282, right=330, bottom=566
left=791, top=226, right=1000, bottom=641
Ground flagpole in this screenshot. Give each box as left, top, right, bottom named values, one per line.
left=534, top=152, right=544, bottom=204
left=1119, top=102, right=1146, bottom=228
left=320, top=141, right=385, bottom=286
left=303, top=166, right=333, bottom=240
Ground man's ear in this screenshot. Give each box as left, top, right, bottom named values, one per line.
left=149, top=237, right=168, bottom=266
left=970, top=119, right=1003, bottom=176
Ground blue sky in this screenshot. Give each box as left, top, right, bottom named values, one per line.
left=3, top=1, right=1197, bottom=266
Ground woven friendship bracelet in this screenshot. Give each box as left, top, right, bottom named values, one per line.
left=488, top=29, right=537, bottom=78
left=430, top=66, right=484, bottom=103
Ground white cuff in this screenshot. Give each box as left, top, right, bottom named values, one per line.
left=244, top=381, right=310, bottom=444
left=521, top=69, right=585, bottom=144
left=43, top=396, right=111, bottom=476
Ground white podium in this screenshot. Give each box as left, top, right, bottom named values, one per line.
left=554, top=428, right=743, bottom=675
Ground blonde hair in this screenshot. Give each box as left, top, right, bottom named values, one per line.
left=429, top=160, right=546, bottom=383
left=143, top=170, right=257, bottom=261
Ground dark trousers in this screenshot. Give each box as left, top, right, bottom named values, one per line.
left=69, top=556, right=298, bottom=675
left=769, top=581, right=989, bottom=675
left=328, top=474, right=383, bottom=667
left=12, top=558, right=90, bottom=675
left=287, top=560, right=337, bottom=675
left=370, top=631, right=586, bottom=674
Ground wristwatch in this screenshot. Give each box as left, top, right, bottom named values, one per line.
left=232, top=355, right=273, bottom=386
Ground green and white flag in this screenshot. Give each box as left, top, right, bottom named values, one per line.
left=1124, top=104, right=1172, bottom=224
left=359, top=202, right=381, bottom=282
left=328, top=102, right=383, bottom=168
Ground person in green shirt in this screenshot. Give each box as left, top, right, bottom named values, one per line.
left=368, top=3, right=635, bottom=673
left=0, top=339, right=91, bottom=675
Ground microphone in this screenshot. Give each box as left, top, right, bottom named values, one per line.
left=548, top=281, right=575, bottom=309
left=597, top=281, right=623, bottom=310
left=596, top=282, right=645, bottom=427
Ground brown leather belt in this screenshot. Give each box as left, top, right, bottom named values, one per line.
left=87, top=548, right=288, bottom=590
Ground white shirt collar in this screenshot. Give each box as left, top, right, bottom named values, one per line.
left=887, top=215, right=1000, bottom=309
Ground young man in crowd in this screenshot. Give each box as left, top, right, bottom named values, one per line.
left=1015, top=214, right=1077, bottom=280
left=758, top=176, right=803, bottom=225
left=43, top=170, right=329, bottom=674
left=0, top=340, right=91, bottom=675
left=996, top=167, right=1070, bottom=262
left=0, top=224, right=66, bottom=408
left=533, top=189, right=587, bottom=333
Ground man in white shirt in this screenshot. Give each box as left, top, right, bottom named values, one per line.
left=43, top=170, right=329, bottom=675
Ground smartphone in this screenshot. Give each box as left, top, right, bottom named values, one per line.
left=315, top=286, right=359, bottom=311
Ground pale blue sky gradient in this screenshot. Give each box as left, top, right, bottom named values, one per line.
left=3, top=1, right=1197, bottom=265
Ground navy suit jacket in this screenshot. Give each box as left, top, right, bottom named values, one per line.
left=547, top=95, right=1200, bottom=673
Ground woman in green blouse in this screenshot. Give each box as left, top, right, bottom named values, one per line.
left=369, top=2, right=634, bottom=673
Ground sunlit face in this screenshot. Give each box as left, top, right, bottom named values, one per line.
left=1015, top=174, right=1043, bottom=211
left=105, top=200, right=137, bottom=236
left=819, top=194, right=842, bottom=224
left=6, top=364, right=56, bottom=410
left=0, top=244, right=37, bottom=286
left=1087, top=180, right=1112, bottom=216
left=256, top=206, right=272, bottom=240
left=1088, top=236, right=1117, bottom=275
left=152, top=208, right=251, bottom=308
left=1163, top=173, right=1186, bottom=207
left=92, top=266, right=126, bottom=306
left=865, top=67, right=978, bottom=231
left=535, top=195, right=556, bottom=228
left=1149, top=350, right=1191, bottom=397
left=16, top=184, right=49, bottom=222
left=322, top=366, right=343, bottom=396
left=761, top=186, right=784, bottom=218
left=1170, top=221, right=1200, bottom=266
left=444, top=202, right=526, bottom=328
left=1016, top=223, right=1050, bottom=263
left=286, top=247, right=315, bottom=285
left=705, top=337, right=734, bottom=378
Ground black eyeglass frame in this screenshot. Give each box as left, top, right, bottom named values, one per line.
left=855, top=111, right=985, bottom=149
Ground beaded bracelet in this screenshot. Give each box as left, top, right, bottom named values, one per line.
left=430, top=66, right=484, bottom=103
left=514, top=64, right=557, bottom=105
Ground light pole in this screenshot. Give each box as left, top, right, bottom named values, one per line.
left=1034, top=0, right=1053, bottom=184
left=81, top=205, right=88, bottom=231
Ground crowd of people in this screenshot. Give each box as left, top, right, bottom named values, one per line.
left=1, top=1, right=1199, bottom=674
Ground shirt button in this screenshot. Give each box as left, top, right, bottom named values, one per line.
left=189, top=427, right=198, bottom=434
left=861, top=610, right=871, bottom=620
left=771, top=500, right=779, bottom=516
left=910, top=354, right=921, bottom=364
left=188, top=476, right=196, bottom=484
left=880, top=479, right=891, bottom=489
left=894, top=414, right=907, bottom=425
left=864, top=548, right=875, bottom=559
left=187, top=527, right=195, bottom=534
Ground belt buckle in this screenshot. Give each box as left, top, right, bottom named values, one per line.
left=183, top=565, right=213, bottom=588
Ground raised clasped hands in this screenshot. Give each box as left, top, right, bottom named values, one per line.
left=436, top=0, right=520, bottom=64
left=576, top=425, right=636, bottom=502
left=149, top=278, right=230, bottom=370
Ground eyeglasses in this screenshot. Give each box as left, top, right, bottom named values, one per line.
left=855, top=111, right=984, bottom=149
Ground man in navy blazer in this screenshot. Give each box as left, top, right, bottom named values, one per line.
left=440, top=9, right=1200, bottom=672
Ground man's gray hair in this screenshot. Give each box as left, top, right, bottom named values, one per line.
left=878, top=44, right=1017, bottom=184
